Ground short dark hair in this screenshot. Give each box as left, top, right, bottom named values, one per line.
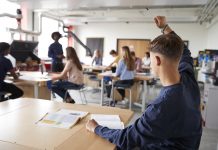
left=145, top=52, right=150, bottom=57
left=0, top=42, right=10, bottom=55
left=109, top=50, right=117, bottom=55
left=51, top=32, right=62, bottom=40
left=150, top=34, right=183, bottom=61
left=130, top=51, right=135, bottom=56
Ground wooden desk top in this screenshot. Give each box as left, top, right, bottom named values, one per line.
left=82, top=65, right=108, bottom=71
left=98, top=71, right=153, bottom=81
left=0, top=141, right=40, bottom=150
left=0, top=98, right=133, bottom=150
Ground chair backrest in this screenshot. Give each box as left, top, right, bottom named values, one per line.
left=65, top=84, right=84, bottom=90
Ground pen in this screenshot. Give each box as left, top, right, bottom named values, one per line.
left=69, top=113, right=80, bottom=115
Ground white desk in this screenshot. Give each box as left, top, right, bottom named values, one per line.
left=18, top=71, right=51, bottom=99
left=98, top=71, right=153, bottom=112
left=0, top=98, right=133, bottom=150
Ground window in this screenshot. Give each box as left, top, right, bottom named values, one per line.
left=86, top=38, right=104, bottom=56
left=38, top=17, right=68, bottom=59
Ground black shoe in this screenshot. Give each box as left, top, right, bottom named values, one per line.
left=65, top=98, right=75, bottom=104
left=109, top=100, right=117, bottom=107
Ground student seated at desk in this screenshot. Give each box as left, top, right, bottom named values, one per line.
left=142, top=52, right=151, bottom=66
left=107, top=50, right=121, bottom=69
left=112, top=46, right=135, bottom=104
left=92, top=49, right=102, bottom=66
left=51, top=47, right=83, bottom=103
left=130, top=51, right=143, bottom=72
left=86, top=16, right=202, bottom=150
left=0, top=42, right=23, bottom=102
left=48, top=32, right=65, bottom=72
left=104, top=50, right=122, bottom=97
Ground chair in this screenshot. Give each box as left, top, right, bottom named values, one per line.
left=112, top=82, right=134, bottom=110
left=63, top=84, right=87, bottom=104
left=88, top=75, right=102, bottom=93
left=0, top=91, right=9, bottom=102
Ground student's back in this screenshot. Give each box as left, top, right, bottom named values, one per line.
left=116, top=59, right=134, bottom=80
left=146, top=46, right=202, bottom=149
left=0, top=42, right=23, bottom=101
left=65, top=59, right=84, bottom=85
left=0, top=56, right=12, bottom=86
left=86, top=17, right=202, bottom=150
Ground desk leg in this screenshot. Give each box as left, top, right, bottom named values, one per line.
left=34, top=84, right=39, bottom=99
left=111, top=81, right=114, bottom=104
left=100, top=78, right=104, bottom=106
left=142, top=80, right=148, bottom=112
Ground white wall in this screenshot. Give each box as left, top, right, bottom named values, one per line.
left=206, top=21, right=218, bottom=50
left=74, top=22, right=207, bottom=65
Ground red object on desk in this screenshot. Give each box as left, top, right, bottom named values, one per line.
left=44, top=63, right=51, bottom=72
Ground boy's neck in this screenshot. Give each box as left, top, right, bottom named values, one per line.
left=159, top=67, right=180, bottom=87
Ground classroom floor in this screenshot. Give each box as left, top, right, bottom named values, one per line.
left=52, top=85, right=218, bottom=150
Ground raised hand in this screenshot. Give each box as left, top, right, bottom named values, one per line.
left=154, top=16, right=167, bottom=29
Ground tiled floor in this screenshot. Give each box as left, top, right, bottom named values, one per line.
left=53, top=86, right=218, bottom=150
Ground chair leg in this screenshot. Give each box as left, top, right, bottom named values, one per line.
left=81, top=90, right=87, bottom=104
left=79, top=91, right=83, bottom=104
left=111, top=83, right=114, bottom=107
left=63, top=90, right=68, bottom=102
left=79, top=90, right=87, bottom=104
left=129, top=89, right=132, bottom=110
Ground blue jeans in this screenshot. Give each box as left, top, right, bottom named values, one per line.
left=51, top=81, right=82, bottom=99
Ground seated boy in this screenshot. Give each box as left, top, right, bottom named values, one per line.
left=86, top=16, right=202, bottom=150
left=0, top=42, right=23, bottom=102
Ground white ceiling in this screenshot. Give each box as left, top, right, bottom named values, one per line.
left=8, top=0, right=218, bottom=25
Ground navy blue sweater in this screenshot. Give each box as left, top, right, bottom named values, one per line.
left=94, top=32, right=202, bottom=150
left=48, top=42, right=63, bottom=63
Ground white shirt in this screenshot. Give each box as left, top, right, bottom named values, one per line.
left=5, top=54, right=16, bottom=68
left=142, top=57, right=151, bottom=66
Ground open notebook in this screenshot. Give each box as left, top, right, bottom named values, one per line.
left=91, top=114, right=124, bottom=129
left=36, top=109, right=88, bottom=129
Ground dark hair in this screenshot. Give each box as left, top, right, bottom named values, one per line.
left=51, top=32, right=62, bottom=40
left=109, top=50, right=117, bottom=55
left=0, top=42, right=10, bottom=55
left=130, top=51, right=135, bottom=56
left=66, top=47, right=82, bottom=71
left=122, top=46, right=135, bottom=71
left=145, top=52, right=150, bottom=57
left=150, top=34, right=183, bottom=61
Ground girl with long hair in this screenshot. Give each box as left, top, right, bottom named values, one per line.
left=92, top=49, right=102, bottom=66
left=51, top=47, right=83, bottom=103
left=113, top=46, right=135, bottom=105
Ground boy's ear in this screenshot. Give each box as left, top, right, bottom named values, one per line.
left=155, top=56, right=161, bottom=66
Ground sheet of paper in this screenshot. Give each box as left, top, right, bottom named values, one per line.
left=91, top=114, right=121, bottom=122
left=36, top=109, right=88, bottom=129
left=37, top=112, right=79, bottom=129
left=96, top=121, right=124, bottom=129
left=91, top=114, right=124, bottom=129
left=57, top=109, right=88, bottom=118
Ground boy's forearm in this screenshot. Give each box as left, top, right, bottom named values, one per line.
left=163, top=25, right=173, bottom=35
